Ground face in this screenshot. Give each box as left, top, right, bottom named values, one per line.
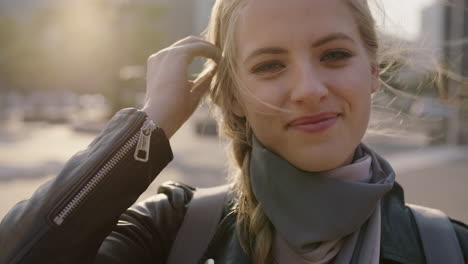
left=233, top=0, right=378, bottom=171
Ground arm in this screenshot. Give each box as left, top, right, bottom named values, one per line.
left=0, top=36, right=220, bottom=264
left=0, top=108, right=173, bottom=263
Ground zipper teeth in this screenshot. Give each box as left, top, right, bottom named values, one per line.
left=53, top=132, right=140, bottom=226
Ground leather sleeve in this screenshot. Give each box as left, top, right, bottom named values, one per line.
left=0, top=108, right=176, bottom=264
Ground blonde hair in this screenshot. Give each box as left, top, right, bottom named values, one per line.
left=203, top=0, right=381, bottom=262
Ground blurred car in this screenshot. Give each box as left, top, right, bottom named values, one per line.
left=22, top=91, right=77, bottom=124
left=410, top=98, right=458, bottom=145
left=410, top=98, right=457, bottom=119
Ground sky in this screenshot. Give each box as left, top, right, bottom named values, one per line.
left=373, top=0, right=437, bottom=41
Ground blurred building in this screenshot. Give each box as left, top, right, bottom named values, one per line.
left=420, top=0, right=468, bottom=145
left=0, top=0, right=57, bottom=15
left=116, top=0, right=215, bottom=46
left=421, top=0, right=468, bottom=74
left=155, top=0, right=215, bottom=77
left=194, top=0, right=216, bottom=36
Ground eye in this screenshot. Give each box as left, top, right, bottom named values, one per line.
left=320, top=50, right=353, bottom=62
left=250, top=61, right=286, bottom=76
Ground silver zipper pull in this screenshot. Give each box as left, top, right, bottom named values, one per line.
left=134, top=119, right=157, bottom=162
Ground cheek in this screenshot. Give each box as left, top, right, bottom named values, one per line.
left=339, top=71, right=373, bottom=135
left=238, top=86, right=285, bottom=139
left=241, top=73, right=290, bottom=109
left=329, top=65, right=374, bottom=108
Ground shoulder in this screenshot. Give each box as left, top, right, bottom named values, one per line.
left=124, top=181, right=234, bottom=233
left=381, top=183, right=468, bottom=262
left=96, top=182, right=196, bottom=262
left=119, top=181, right=196, bottom=242
left=451, top=218, right=468, bottom=262
left=128, top=181, right=195, bottom=220
left=126, top=181, right=235, bottom=254
left=156, top=180, right=196, bottom=205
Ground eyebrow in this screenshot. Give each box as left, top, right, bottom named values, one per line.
left=244, top=47, right=287, bottom=64
left=243, top=33, right=355, bottom=63
left=312, top=33, right=354, bottom=47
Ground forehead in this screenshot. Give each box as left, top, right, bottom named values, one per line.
left=237, top=0, right=359, bottom=56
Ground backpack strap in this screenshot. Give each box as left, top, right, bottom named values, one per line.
left=407, top=204, right=464, bottom=264
left=166, top=184, right=231, bottom=264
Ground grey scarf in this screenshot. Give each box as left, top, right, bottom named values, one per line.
left=249, top=136, right=395, bottom=256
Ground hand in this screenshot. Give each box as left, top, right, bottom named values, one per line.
left=142, top=36, right=221, bottom=139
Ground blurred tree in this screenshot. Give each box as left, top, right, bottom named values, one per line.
left=0, top=7, right=66, bottom=92
left=0, top=0, right=165, bottom=107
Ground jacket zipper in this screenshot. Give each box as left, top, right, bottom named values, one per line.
left=53, top=118, right=158, bottom=226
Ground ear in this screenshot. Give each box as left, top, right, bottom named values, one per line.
left=370, top=62, right=380, bottom=94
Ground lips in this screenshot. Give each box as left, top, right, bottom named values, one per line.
left=288, top=112, right=339, bottom=126
left=287, top=112, right=340, bottom=133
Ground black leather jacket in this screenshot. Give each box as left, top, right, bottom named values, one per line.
left=1, top=108, right=467, bottom=264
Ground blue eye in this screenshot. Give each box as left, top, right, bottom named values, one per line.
left=321, top=51, right=353, bottom=62
left=251, top=62, right=285, bottom=75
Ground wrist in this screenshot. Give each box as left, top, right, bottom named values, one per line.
left=141, top=106, right=177, bottom=139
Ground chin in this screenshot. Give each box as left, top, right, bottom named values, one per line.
left=285, top=144, right=356, bottom=172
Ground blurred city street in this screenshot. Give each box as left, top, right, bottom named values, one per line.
left=0, top=109, right=467, bottom=223
left=0, top=0, right=467, bottom=235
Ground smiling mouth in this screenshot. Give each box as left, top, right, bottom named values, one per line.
left=288, top=113, right=340, bottom=133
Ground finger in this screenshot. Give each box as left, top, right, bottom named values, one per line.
left=178, top=42, right=222, bottom=63
left=171, top=35, right=212, bottom=47
left=191, top=67, right=215, bottom=93
left=190, top=72, right=214, bottom=98
left=147, top=40, right=220, bottom=66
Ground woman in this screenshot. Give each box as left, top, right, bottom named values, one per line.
left=1, top=0, right=467, bottom=263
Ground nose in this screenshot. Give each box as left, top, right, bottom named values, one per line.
left=290, top=61, right=328, bottom=105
